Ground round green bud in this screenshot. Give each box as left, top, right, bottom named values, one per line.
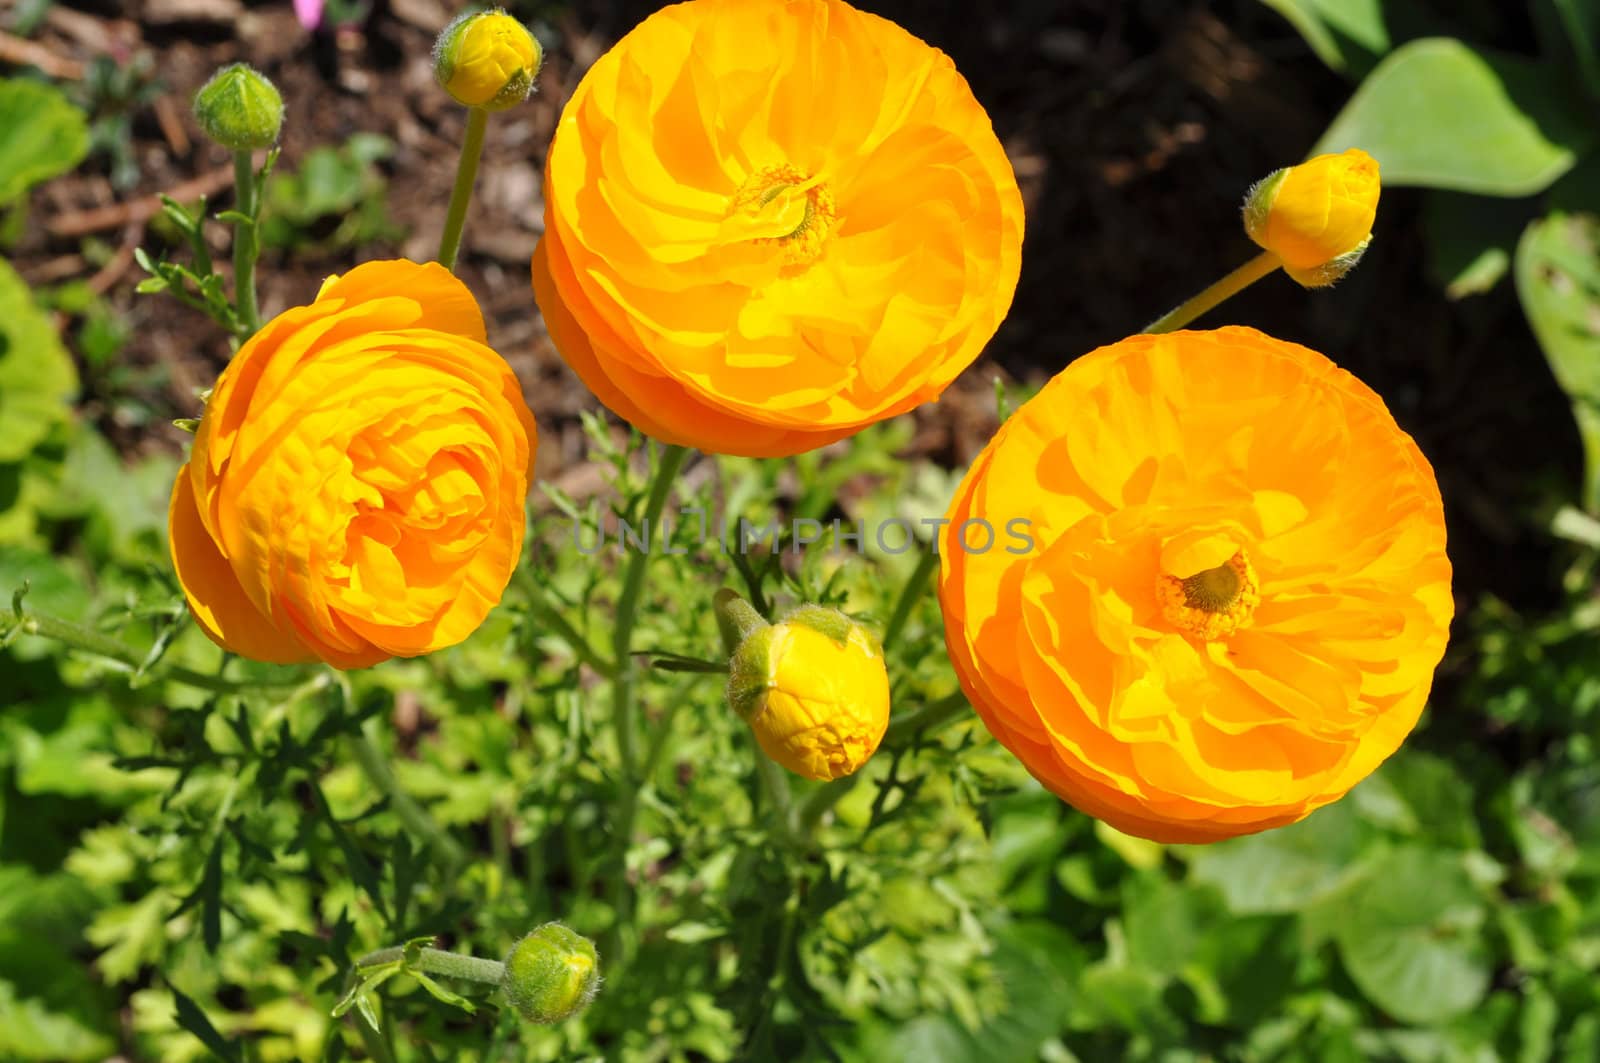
left=501, top=923, right=600, bottom=1024
left=193, top=63, right=283, bottom=151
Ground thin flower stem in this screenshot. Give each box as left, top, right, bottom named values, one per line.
left=232, top=150, right=261, bottom=337
left=350, top=719, right=467, bottom=872
left=611, top=444, right=691, bottom=779
left=881, top=549, right=938, bottom=651
left=352, top=1014, right=397, bottom=1063
left=602, top=443, right=691, bottom=961
left=516, top=570, right=617, bottom=678
left=882, top=689, right=970, bottom=747
left=793, top=690, right=972, bottom=838
left=355, top=946, right=506, bottom=985
left=10, top=609, right=307, bottom=695
left=1143, top=250, right=1280, bottom=334
left=754, top=751, right=798, bottom=845
left=437, top=106, right=490, bottom=272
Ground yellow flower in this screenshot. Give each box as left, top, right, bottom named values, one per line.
left=531, top=0, right=1024, bottom=457
left=937, top=327, right=1451, bottom=843
left=1244, top=148, right=1379, bottom=287
left=433, top=9, right=541, bottom=110
left=727, top=603, right=891, bottom=781
left=168, top=260, right=538, bottom=670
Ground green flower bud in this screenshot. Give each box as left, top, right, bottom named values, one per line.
left=192, top=63, right=283, bottom=151
left=500, top=923, right=600, bottom=1024
left=433, top=9, right=542, bottom=110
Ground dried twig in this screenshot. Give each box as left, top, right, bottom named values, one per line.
left=45, top=166, right=234, bottom=239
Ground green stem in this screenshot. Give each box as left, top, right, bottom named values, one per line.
left=611, top=444, right=691, bottom=778
left=350, top=720, right=467, bottom=872
left=355, top=946, right=505, bottom=985
left=713, top=588, right=767, bottom=655
left=437, top=107, right=490, bottom=272
left=10, top=609, right=307, bottom=694
left=754, top=751, right=797, bottom=845
left=1143, top=250, right=1280, bottom=334
left=881, top=550, right=937, bottom=651
left=794, top=691, right=971, bottom=838
left=602, top=443, right=691, bottom=960
left=352, top=1013, right=397, bottom=1063
left=883, top=690, right=970, bottom=747
left=232, top=151, right=260, bottom=337
left=516, top=570, right=617, bottom=678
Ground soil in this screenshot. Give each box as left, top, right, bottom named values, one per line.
left=6, top=0, right=1583, bottom=620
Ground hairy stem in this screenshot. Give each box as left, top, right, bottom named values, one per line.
left=1143, top=250, right=1280, bottom=334
left=232, top=150, right=261, bottom=337
left=437, top=106, right=489, bottom=272
left=350, top=719, right=467, bottom=872
left=355, top=946, right=505, bottom=985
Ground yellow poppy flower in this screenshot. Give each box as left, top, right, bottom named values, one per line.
left=937, top=327, right=1452, bottom=842
left=531, top=0, right=1024, bottom=457
left=168, top=259, right=538, bottom=669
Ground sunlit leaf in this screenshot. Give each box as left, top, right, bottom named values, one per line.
left=1314, top=39, right=1594, bottom=195
left=0, top=79, right=89, bottom=205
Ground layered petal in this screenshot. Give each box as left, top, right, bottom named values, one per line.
left=531, top=0, right=1024, bottom=457
left=169, top=260, right=538, bottom=670
left=937, top=327, right=1451, bottom=842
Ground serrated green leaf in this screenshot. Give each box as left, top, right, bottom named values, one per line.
left=0, top=981, right=112, bottom=1061
left=0, top=79, right=89, bottom=205
left=1314, top=39, right=1594, bottom=195
left=1516, top=211, right=1600, bottom=511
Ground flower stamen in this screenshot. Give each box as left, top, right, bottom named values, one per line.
left=727, top=163, right=836, bottom=266
left=1158, top=549, right=1259, bottom=640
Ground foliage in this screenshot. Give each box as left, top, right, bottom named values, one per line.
left=0, top=78, right=89, bottom=206
left=1266, top=0, right=1600, bottom=509
left=0, top=4, right=1598, bottom=1061
left=260, top=134, right=404, bottom=253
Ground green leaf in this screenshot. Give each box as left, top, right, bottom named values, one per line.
left=1257, top=0, right=1392, bottom=73
left=0, top=980, right=113, bottom=1061
left=1314, top=39, right=1595, bottom=196
left=0, top=79, right=89, bottom=205
left=1185, top=800, right=1373, bottom=914
left=0, top=258, right=78, bottom=463
left=1515, top=211, right=1600, bottom=511
left=171, top=988, right=241, bottom=1063
left=1333, top=847, right=1491, bottom=1024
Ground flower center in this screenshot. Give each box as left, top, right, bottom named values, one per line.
left=727, top=164, right=835, bottom=266
left=1157, top=549, right=1259, bottom=640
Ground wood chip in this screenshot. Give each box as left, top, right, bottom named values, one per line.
left=45, top=165, right=234, bottom=238
left=0, top=30, right=86, bottom=79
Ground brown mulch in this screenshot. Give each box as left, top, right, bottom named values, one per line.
left=4, top=0, right=1581, bottom=612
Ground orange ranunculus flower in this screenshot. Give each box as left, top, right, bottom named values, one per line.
left=531, top=0, right=1024, bottom=458
left=938, top=327, right=1452, bottom=843
left=168, top=260, right=538, bottom=670
left=1244, top=148, right=1379, bottom=287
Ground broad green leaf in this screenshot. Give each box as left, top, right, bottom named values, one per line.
left=0, top=258, right=78, bottom=462
left=1258, top=0, right=1391, bottom=73
left=0, top=79, right=89, bottom=205
left=1423, top=192, right=1537, bottom=299
left=1185, top=800, right=1373, bottom=914
left=1314, top=39, right=1594, bottom=196
left=1334, top=847, right=1491, bottom=1024
left=1515, top=211, right=1600, bottom=511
